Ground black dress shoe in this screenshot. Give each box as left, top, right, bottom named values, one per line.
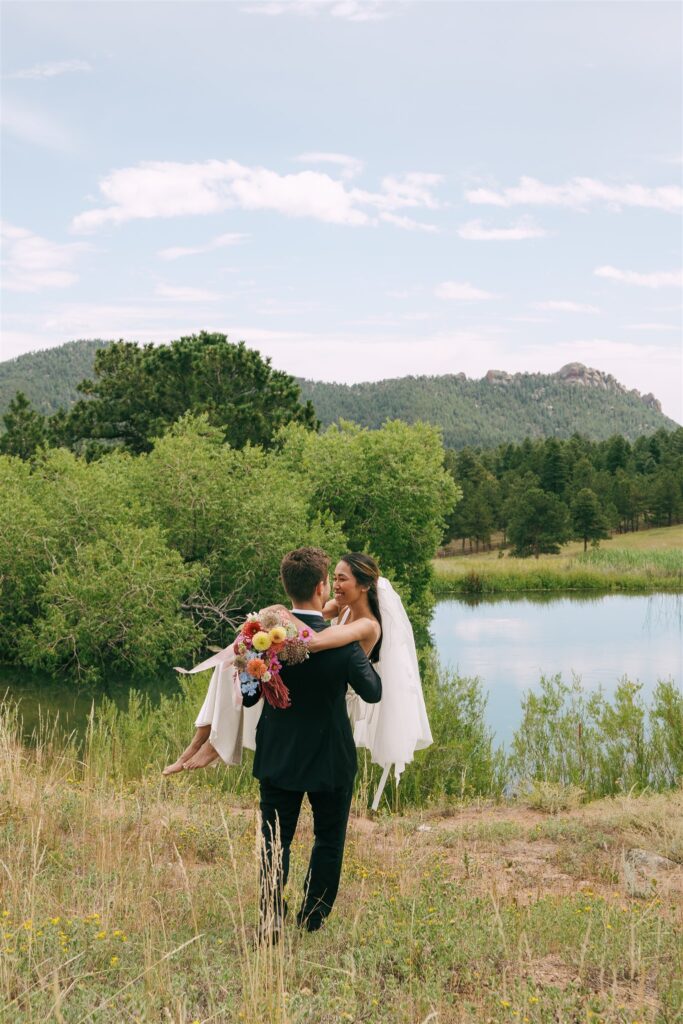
left=296, top=910, right=325, bottom=933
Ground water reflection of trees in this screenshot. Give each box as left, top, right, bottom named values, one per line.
left=642, top=592, right=683, bottom=633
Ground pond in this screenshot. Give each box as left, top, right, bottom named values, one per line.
left=431, top=592, right=682, bottom=746
left=2, top=593, right=681, bottom=748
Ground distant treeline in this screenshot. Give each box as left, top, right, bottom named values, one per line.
left=300, top=370, right=678, bottom=448
left=0, top=339, right=109, bottom=417
left=1, top=337, right=678, bottom=447
left=443, top=429, right=683, bottom=556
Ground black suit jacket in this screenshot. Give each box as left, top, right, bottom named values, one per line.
left=242, top=613, right=382, bottom=792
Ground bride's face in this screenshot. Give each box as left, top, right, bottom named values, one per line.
left=333, top=561, right=364, bottom=607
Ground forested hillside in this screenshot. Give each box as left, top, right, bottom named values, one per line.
left=0, top=340, right=110, bottom=415
left=1, top=339, right=678, bottom=446
left=300, top=366, right=678, bottom=447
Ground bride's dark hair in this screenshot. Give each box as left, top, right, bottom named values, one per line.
left=340, top=552, right=382, bottom=663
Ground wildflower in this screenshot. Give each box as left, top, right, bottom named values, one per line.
left=110, top=955, right=119, bottom=966
left=500, top=1000, right=511, bottom=1008
left=247, top=658, right=267, bottom=678
left=242, top=619, right=263, bottom=640
left=50, top=917, right=61, bottom=925
left=95, top=931, right=106, bottom=940
left=22, top=920, right=32, bottom=930
left=529, top=997, right=539, bottom=1004
left=1, top=911, right=9, bottom=918
left=252, top=631, right=272, bottom=652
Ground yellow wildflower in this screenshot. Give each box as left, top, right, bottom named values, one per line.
left=110, top=956, right=119, bottom=966
left=252, top=631, right=272, bottom=652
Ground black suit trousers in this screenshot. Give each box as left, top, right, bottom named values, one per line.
left=259, top=779, right=354, bottom=930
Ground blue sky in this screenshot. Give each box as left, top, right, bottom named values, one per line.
left=1, top=0, right=682, bottom=421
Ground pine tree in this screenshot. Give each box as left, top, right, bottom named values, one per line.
left=0, top=392, right=46, bottom=460
left=570, top=488, right=610, bottom=551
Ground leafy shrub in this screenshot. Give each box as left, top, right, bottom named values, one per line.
left=19, top=525, right=205, bottom=682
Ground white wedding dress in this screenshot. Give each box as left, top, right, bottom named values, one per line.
left=178, top=577, right=432, bottom=809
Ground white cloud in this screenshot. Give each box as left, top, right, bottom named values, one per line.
left=380, top=212, right=439, bottom=233
left=5, top=59, right=93, bottom=80
left=594, top=266, right=683, bottom=289
left=533, top=300, right=600, bottom=313
left=435, top=281, right=496, bottom=301
left=294, top=152, right=363, bottom=180
left=356, top=172, right=443, bottom=212
left=458, top=219, right=548, bottom=241
left=157, top=232, right=248, bottom=261
left=155, top=284, right=221, bottom=302
left=1, top=222, right=89, bottom=292
left=71, top=159, right=444, bottom=233
left=466, top=176, right=683, bottom=213
left=241, top=1, right=394, bottom=21
left=625, top=323, right=680, bottom=332
left=1, top=97, right=71, bottom=151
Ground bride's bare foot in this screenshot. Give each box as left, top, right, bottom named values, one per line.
left=184, top=739, right=220, bottom=770
left=162, top=725, right=211, bottom=775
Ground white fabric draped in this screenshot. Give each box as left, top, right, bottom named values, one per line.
left=176, top=578, right=432, bottom=807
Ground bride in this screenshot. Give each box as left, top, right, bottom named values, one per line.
left=163, top=552, right=432, bottom=807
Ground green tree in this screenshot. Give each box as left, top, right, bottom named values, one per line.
left=649, top=470, right=682, bottom=527
left=62, top=332, right=318, bottom=454
left=132, top=414, right=346, bottom=641
left=0, top=457, right=52, bottom=658
left=277, top=419, right=459, bottom=628
left=507, top=487, right=570, bottom=557
left=570, top=487, right=610, bottom=551
left=539, top=437, right=569, bottom=496
left=19, top=525, right=205, bottom=682
left=0, top=391, right=46, bottom=459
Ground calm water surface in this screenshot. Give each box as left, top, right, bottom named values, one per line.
left=431, top=592, right=682, bottom=745
left=2, top=593, right=681, bottom=748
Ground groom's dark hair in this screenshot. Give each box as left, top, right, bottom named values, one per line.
left=280, top=547, right=330, bottom=603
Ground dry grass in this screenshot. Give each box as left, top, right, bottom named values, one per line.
left=0, top=709, right=681, bottom=1024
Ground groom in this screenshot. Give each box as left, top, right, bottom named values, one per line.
left=242, top=546, right=382, bottom=937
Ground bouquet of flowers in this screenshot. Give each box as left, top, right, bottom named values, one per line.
left=233, top=608, right=313, bottom=709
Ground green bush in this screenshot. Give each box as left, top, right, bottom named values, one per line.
left=19, top=525, right=205, bottom=682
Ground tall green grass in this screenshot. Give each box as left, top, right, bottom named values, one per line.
left=432, top=541, right=683, bottom=596
left=574, top=546, right=683, bottom=578
left=16, top=659, right=681, bottom=808
left=509, top=674, right=683, bottom=798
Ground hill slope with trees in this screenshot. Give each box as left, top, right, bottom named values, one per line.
left=0, top=340, right=109, bottom=415
left=299, top=365, right=678, bottom=447
left=1, top=339, right=678, bottom=447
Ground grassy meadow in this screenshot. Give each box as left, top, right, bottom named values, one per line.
left=1, top=702, right=681, bottom=1024
left=0, top=684, right=679, bottom=1019
left=433, top=526, right=683, bottom=596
